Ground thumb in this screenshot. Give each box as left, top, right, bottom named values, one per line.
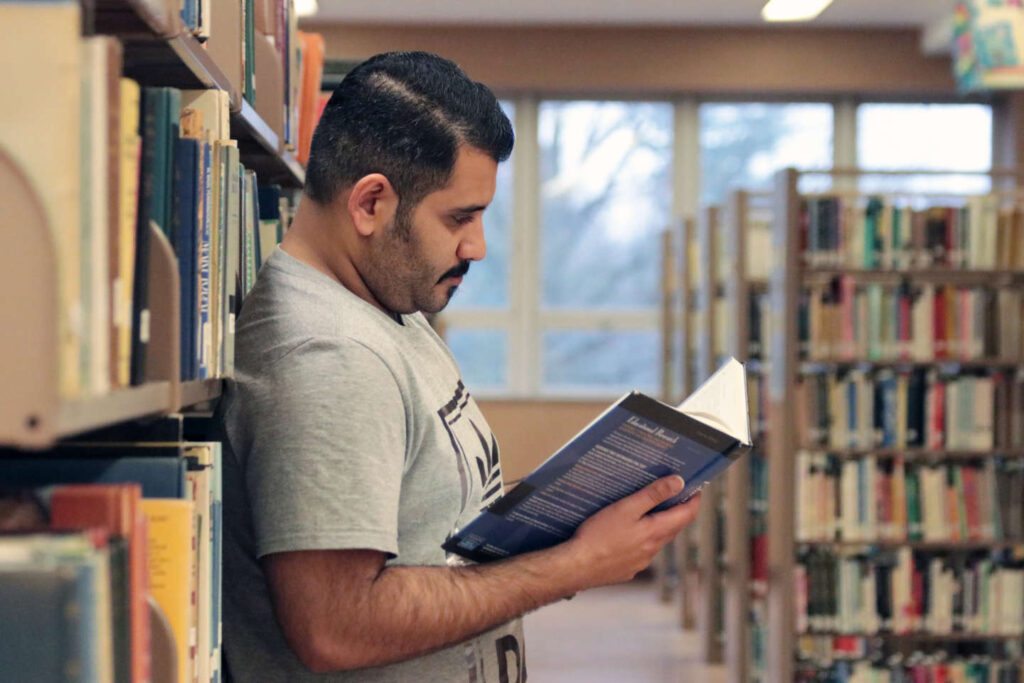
left=613, top=475, right=685, bottom=519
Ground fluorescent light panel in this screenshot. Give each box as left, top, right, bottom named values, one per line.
left=295, top=0, right=319, bottom=18
left=762, top=0, right=834, bottom=22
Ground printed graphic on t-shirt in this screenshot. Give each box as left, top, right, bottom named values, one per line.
left=439, top=381, right=524, bottom=682
left=437, top=381, right=503, bottom=516
left=464, top=633, right=526, bottom=683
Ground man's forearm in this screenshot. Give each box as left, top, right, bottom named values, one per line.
left=305, top=543, right=583, bottom=672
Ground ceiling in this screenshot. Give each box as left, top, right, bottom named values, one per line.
left=305, top=0, right=956, bottom=28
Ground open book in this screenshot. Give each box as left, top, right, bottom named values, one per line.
left=443, top=358, right=753, bottom=563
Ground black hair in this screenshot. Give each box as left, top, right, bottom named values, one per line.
left=304, top=51, right=514, bottom=213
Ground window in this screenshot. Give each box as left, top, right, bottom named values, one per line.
left=699, top=103, right=834, bottom=204
left=536, top=101, right=673, bottom=394
left=857, top=103, right=993, bottom=194
left=442, top=98, right=994, bottom=398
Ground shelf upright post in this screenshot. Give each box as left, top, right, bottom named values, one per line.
left=677, top=215, right=699, bottom=630
left=723, top=190, right=751, bottom=683
left=766, top=168, right=800, bottom=683
left=655, top=226, right=681, bottom=603
left=696, top=204, right=724, bottom=664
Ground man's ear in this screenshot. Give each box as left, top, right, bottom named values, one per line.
left=347, top=173, right=398, bottom=237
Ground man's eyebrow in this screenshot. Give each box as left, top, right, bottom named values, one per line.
left=451, top=204, right=488, bottom=214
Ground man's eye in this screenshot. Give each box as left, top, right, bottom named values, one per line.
left=454, top=215, right=474, bottom=226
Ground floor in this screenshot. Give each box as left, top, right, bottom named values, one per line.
left=523, top=579, right=727, bottom=683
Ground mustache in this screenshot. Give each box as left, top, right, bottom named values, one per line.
left=438, top=260, right=471, bottom=284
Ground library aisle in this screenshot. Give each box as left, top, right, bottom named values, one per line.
left=525, top=579, right=726, bottom=682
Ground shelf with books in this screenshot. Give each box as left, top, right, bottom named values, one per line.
left=764, top=167, right=1024, bottom=683
left=0, top=135, right=180, bottom=447
left=116, top=8, right=307, bottom=189
left=0, top=2, right=305, bottom=677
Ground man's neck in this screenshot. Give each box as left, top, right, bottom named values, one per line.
left=279, top=195, right=393, bottom=318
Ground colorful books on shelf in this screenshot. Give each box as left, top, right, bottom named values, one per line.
left=0, top=529, right=116, bottom=682
left=795, top=453, right=1024, bottom=544
left=0, top=2, right=308, bottom=415
left=796, top=636, right=1023, bottom=683
left=0, top=439, right=224, bottom=683
left=795, top=546, right=1024, bottom=638
left=801, top=279, right=1024, bottom=362
left=800, top=195, right=1024, bottom=271
left=796, top=369, right=1024, bottom=452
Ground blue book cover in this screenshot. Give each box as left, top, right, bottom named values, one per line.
left=173, top=137, right=200, bottom=381
left=198, top=140, right=213, bottom=380
left=210, top=443, right=223, bottom=683
left=0, top=451, right=186, bottom=498
left=443, top=359, right=751, bottom=564
left=0, top=567, right=84, bottom=682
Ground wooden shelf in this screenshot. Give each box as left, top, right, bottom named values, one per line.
left=94, top=0, right=180, bottom=37
left=120, top=27, right=303, bottom=188
left=179, top=379, right=222, bottom=410
left=799, top=448, right=1024, bottom=460
left=799, top=358, right=1023, bottom=372
left=122, top=33, right=239, bottom=107
left=56, top=382, right=172, bottom=441
left=0, top=143, right=181, bottom=449
left=800, top=632, right=1024, bottom=643
left=798, top=540, right=1024, bottom=551
left=803, top=267, right=1024, bottom=285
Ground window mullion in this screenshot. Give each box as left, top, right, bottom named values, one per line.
left=510, top=96, right=540, bottom=397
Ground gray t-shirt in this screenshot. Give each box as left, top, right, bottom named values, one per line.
left=220, top=248, right=525, bottom=682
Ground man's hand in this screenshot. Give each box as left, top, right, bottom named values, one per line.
left=562, top=476, right=701, bottom=591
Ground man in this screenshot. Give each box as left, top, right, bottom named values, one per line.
left=221, top=51, right=700, bottom=682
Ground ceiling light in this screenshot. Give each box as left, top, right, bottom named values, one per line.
left=761, top=0, right=834, bottom=22
left=295, top=0, right=319, bottom=18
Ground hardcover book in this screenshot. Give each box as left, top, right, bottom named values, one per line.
left=443, top=358, right=752, bottom=563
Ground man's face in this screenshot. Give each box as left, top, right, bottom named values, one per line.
left=364, top=146, right=498, bottom=315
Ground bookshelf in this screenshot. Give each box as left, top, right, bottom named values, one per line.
left=0, top=0, right=310, bottom=449
left=0, top=1, right=316, bottom=679
left=764, top=167, right=1024, bottom=682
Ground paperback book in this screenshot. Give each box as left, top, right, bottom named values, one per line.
left=443, top=358, right=752, bottom=563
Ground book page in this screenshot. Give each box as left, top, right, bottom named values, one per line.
left=678, top=357, right=751, bottom=446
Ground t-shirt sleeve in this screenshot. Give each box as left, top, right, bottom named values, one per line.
left=241, top=336, right=408, bottom=558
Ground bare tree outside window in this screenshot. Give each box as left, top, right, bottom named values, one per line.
left=700, top=103, right=833, bottom=204
left=538, top=101, right=672, bottom=393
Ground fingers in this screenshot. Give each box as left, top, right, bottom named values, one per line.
left=647, top=492, right=702, bottom=536
left=612, top=475, right=685, bottom=519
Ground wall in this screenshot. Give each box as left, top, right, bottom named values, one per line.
left=310, top=24, right=959, bottom=96
left=477, top=399, right=607, bottom=481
